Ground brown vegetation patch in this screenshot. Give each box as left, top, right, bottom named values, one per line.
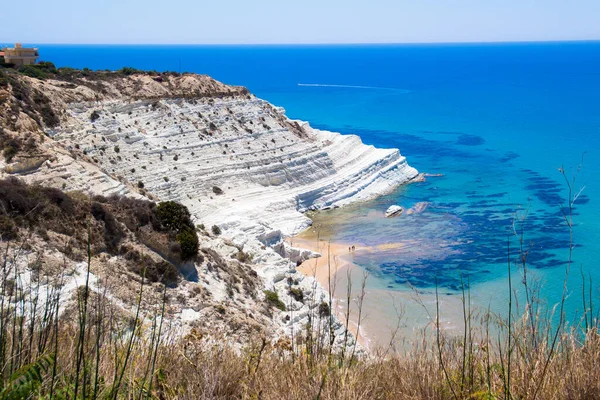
left=0, top=178, right=200, bottom=284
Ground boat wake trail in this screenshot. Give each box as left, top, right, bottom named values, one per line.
left=298, top=83, right=410, bottom=92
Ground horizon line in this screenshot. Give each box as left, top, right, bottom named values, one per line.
left=2, top=39, right=600, bottom=46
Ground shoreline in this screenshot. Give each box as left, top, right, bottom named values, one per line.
left=291, top=224, right=469, bottom=353
left=291, top=234, right=376, bottom=350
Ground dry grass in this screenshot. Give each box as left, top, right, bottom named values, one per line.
left=1, top=232, right=598, bottom=400
left=1, top=166, right=598, bottom=399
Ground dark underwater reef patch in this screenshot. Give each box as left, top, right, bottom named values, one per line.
left=499, top=151, right=520, bottom=163
left=574, top=194, right=590, bottom=205
left=312, top=124, right=480, bottom=162
left=456, top=134, right=486, bottom=146
left=414, top=130, right=486, bottom=147
left=353, top=202, right=575, bottom=290
left=487, top=192, right=508, bottom=198
left=525, top=175, right=566, bottom=206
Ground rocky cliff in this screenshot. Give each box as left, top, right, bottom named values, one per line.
left=0, top=69, right=418, bottom=348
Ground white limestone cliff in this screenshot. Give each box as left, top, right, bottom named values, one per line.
left=1, top=73, right=418, bottom=349
left=54, top=97, right=418, bottom=236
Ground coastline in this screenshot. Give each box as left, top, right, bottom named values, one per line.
left=291, top=234, right=373, bottom=349
left=2, top=69, right=421, bottom=350
left=292, top=222, right=468, bottom=353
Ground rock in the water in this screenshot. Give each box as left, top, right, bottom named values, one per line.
left=385, top=205, right=404, bottom=217
left=406, top=201, right=429, bottom=215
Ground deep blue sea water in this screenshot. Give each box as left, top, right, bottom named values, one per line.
left=36, top=42, right=600, bottom=329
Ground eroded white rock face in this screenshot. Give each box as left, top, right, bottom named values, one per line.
left=54, top=96, right=418, bottom=238
left=45, top=93, right=418, bottom=349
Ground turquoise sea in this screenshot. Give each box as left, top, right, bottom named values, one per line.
left=36, top=42, right=600, bottom=338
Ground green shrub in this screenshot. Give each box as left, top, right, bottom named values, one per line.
left=212, top=186, right=223, bottom=195
left=288, top=287, right=304, bottom=303
left=176, top=227, right=199, bottom=261
left=318, top=302, right=330, bottom=317
left=264, top=290, right=286, bottom=311
left=132, top=199, right=200, bottom=263
left=57, top=66, right=78, bottom=78
left=0, top=215, right=18, bottom=240
left=155, top=201, right=194, bottom=232
left=211, top=225, right=221, bottom=235
left=0, top=71, right=8, bottom=88
left=37, top=61, right=57, bottom=74
left=233, top=250, right=252, bottom=263
left=215, top=304, right=226, bottom=314
left=39, top=103, right=59, bottom=127
left=3, top=146, right=18, bottom=162
left=119, top=67, right=140, bottom=76
left=18, top=65, right=48, bottom=79
left=90, top=201, right=124, bottom=251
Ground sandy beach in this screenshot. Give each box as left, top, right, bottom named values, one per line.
left=291, top=227, right=469, bottom=353
left=291, top=233, right=376, bottom=349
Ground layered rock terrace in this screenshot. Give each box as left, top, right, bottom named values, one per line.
left=0, top=71, right=418, bottom=347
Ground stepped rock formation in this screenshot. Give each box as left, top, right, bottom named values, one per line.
left=0, top=70, right=418, bottom=347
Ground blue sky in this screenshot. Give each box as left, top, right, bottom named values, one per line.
left=2, top=0, right=600, bottom=44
